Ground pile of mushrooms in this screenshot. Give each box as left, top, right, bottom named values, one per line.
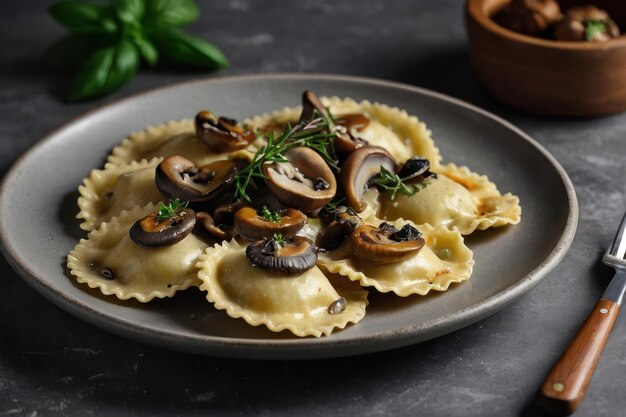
left=128, top=90, right=435, bottom=276
left=496, top=0, right=621, bottom=42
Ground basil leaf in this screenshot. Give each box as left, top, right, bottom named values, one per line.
left=144, top=0, right=199, bottom=28
left=48, top=0, right=114, bottom=32
left=70, top=40, right=139, bottom=101
left=113, top=0, right=145, bottom=24
left=151, top=29, right=228, bottom=69
left=134, top=35, right=159, bottom=66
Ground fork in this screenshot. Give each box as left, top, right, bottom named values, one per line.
left=537, top=211, right=626, bottom=415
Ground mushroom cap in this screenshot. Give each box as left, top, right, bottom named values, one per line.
left=340, top=146, right=397, bottom=213
left=317, top=207, right=363, bottom=250
left=234, top=206, right=306, bottom=241
left=299, top=90, right=327, bottom=123
left=397, top=157, right=431, bottom=180
left=349, top=224, right=424, bottom=264
left=195, top=110, right=255, bottom=152
left=245, top=236, right=318, bottom=275
left=195, top=211, right=232, bottom=241
left=129, top=207, right=196, bottom=247
left=155, top=155, right=237, bottom=202
left=262, top=147, right=337, bottom=214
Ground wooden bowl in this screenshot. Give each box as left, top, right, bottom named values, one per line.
left=466, top=0, right=626, bottom=116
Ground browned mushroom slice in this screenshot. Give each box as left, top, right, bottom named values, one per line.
left=299, top=90, right=328, bottom=123
left=234, top=206, right=306, bottom=241
left=262, top=147, right=337, bottom=214
left=341, top=146, right=397, bottom=212
left=335, top=114, right=370, bottom=130
left=212, top=200, right=245, bottom=227
left=317, top=207, right=363, bottom=250
left=349, top=223, right=425, bottom=264
left=245, top=235, right=317, bottom=275
left=195, top=211, right=232, bottom=241
left=155, top=155, right=237, bottom=202
left=195, top=110, right=255, bottom=152
left=129, top=206, right=196, bottom=247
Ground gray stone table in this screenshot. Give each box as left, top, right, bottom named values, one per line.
left=1, top=0, right=625, bottom=416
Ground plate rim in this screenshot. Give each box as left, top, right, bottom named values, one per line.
left=0, top=73, right=578, bottom=359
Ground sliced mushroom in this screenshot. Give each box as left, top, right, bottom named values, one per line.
left=350, top=223, right=424, bottom=264
left=129, top=207, right=196, bottom=247
left=195, top=111, right=255, bottom=152
left=333, top=126, right=368, bottom=159
left=195, top=211, right=232, bottom=241
left=397, top=157, right=433, bottom=180
left=262, top=147, right=337, bottom=214
left=246, top=235, right=317, bottom=275
left=317, top=207, right=363, bottom=250
left=335, top=114, right=370, bottom=131
left=234, top=206, right=306, bottom=241
left=341, top=146, right=397, bottom=212
left=155, top=155, right=237, bottom=202
left=212, top=200, right=245, bottom=226
left=299, top=90, right=328, bottom=123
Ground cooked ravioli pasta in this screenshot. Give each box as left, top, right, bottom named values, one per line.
left=67, top=90, right=523, bottom=338
left=379, top=163, right=521, bottom=235
left=107, top=119, right=253, bottom=167
left=77, top=157, right=164, bottom=231
left=318, top=220, right=474, bottom=297
left=246, top=96, right=441, bottom=166
left=68, top=204, right=208, bottom=302
left=196, top=240, right=368, bottom=337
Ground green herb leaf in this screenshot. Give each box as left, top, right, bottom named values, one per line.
left=261, top=206, right=282, bottom=223
left=150, top=28, right=228, bottom=69
left=70, top=40, right=139, bottom=101
left=273, top=233, right=285, bottom=246
left=156, top=198, right=188, bottom=221
left=234, top=118, right=337, bottom=202
left=113, top=0, right=145, bottom=24
left=144, top=0, right=199, bottom=28
left=323, top=197, right=346, bottom=213
left=48, top=1, right=114, bottom=32
left=134, top=35, right=159, bottom=66
left=585, top=20, right=607, bottom=41
left=373, top=165, right=430, bottom=200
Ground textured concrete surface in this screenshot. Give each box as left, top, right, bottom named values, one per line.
left=1, top=0, right=625, bottom=416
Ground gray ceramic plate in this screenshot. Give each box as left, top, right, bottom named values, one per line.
left=0, top=74, right=577, bottom=360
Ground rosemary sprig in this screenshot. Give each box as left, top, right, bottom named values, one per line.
left=323, top=197, right=346, bottom=213
left=234, top=118, right=337, bottom=202
left=373, top=166, right=430, bottom=200
left=156, top=198, right=188, bottom=222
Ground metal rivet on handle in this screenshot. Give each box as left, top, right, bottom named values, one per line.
left=552, top=383, right=565, bottom=392
left=600, top=308, right=608, bottom=314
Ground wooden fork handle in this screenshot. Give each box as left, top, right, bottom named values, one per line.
left=537, top=299, right=620, bottom=415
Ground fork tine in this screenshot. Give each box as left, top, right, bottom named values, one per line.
left=607, top=211, right=626, bottom=259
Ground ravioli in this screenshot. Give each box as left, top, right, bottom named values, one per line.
left=107, top=119, right=252, bottom=167
left=317, top=220, right=474, bottom=297
left=77, top=157, right=164, bottom=231
left=196, top=240, right=368, bottom=337
left=379, top=163, right=521, bottom=235
left=68, top=204, right=208, bottom=302
left=246, top=96, right=441, bottom=166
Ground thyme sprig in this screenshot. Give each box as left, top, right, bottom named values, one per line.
left=234, top=117, right=337, bottom=203
left=373, top=166, right=430, bottom=200
left=323, top=197, right=346, bottom=213
left=273, top=232, right=285, bottom=246
left=156, top=198, right=188, bottom=222
left=261, top=206, right=281, bottom=223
